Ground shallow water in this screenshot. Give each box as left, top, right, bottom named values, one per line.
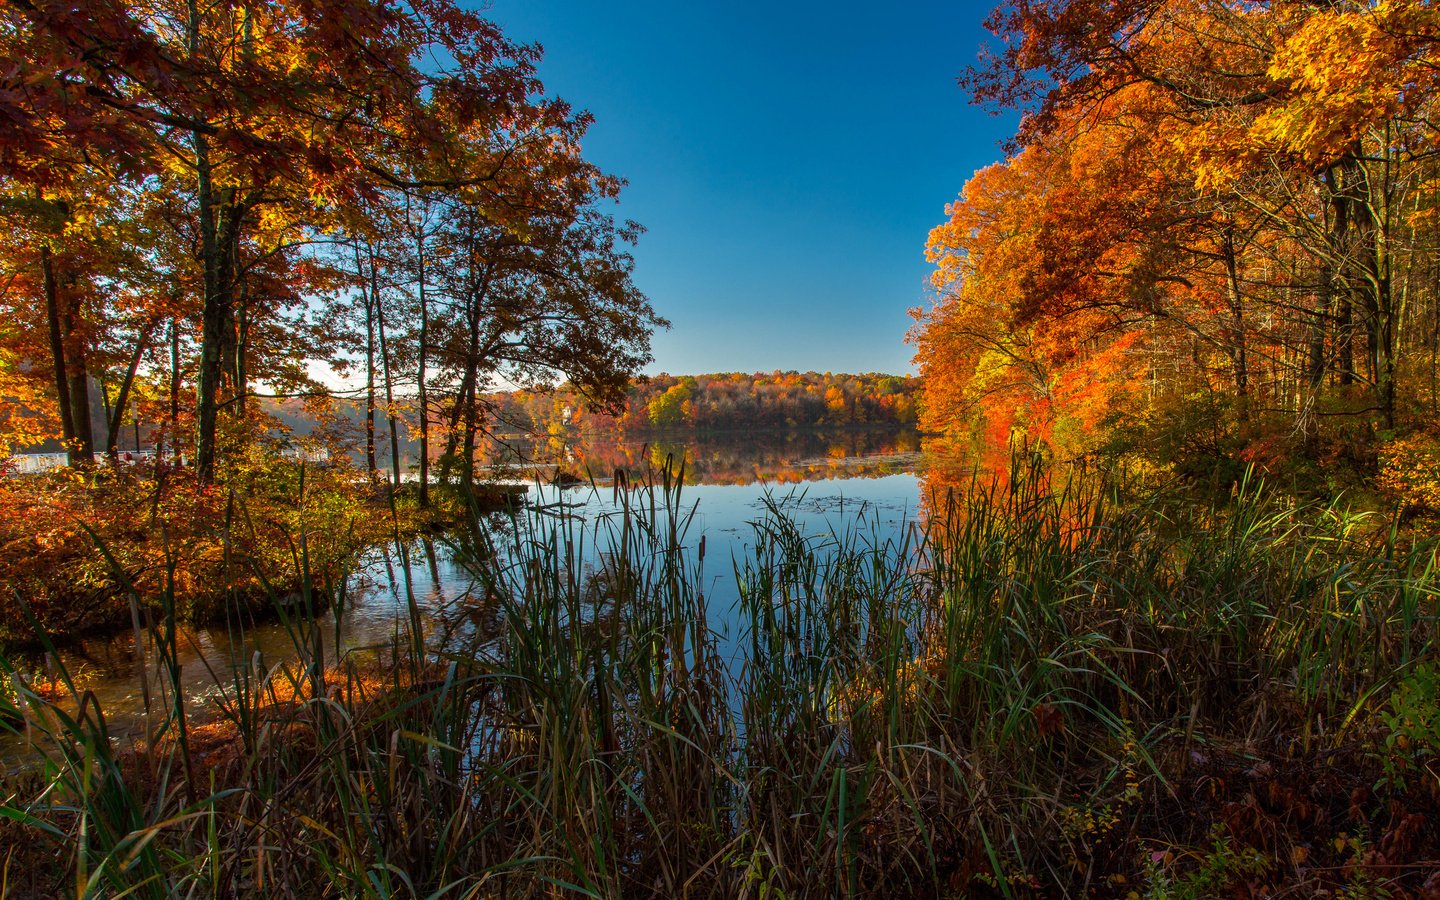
left=6, top=429, right=926, bottom=755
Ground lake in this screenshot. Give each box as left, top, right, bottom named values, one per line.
left=7, top=428, right=932, bottom=754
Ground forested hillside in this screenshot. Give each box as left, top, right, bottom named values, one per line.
left=484, top=371, right=920, bottom=433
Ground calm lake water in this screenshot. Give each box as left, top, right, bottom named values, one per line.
left=11, top=428, right=929, bottom=752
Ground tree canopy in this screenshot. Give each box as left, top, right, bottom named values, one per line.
left=0, top=0, right=664, bottom=484
left=913, top=0, right=1440, bottom=475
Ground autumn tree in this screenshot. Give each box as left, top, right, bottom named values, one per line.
left=915, top=0, right=1440, bottom=465
left=1, top=0, right=667, bottom=487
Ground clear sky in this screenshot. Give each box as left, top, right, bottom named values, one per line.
left=483, top=0, right=1019, bottom=377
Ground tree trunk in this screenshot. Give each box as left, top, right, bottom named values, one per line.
left=234, top=278, right=249, bottom=418
left=1221, top=231, right=1250, bottom=428
left=1308, top=263, right=1329, bottom=391
left=453, top=271, right=489, bottom=486
left=1339, top=151, right=1395, bottom=426
left=170, top=319, right=181, bottom=463
left=1323, top=163, right=1357, bottom=388
left=194, top=137, right=225, bottom=482
left=356, top=244, right=377, bottom=479
left=440, top=261, right=494, bottom=482
left=106, top=325, right=152, bottom=457
left=369, top=244, right=402, bottom=489
left=189, top=0, right=238, bottom=482
left=66, top=342, right=95, bottom=466
left=40, top=245, right=76, bottom=453
left=52, top=255, right=95, bottom=466
left=416, top=228, right=430, bottom=507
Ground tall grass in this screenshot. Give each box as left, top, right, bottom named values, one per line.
left=1, top=453, right=1437, bottom=897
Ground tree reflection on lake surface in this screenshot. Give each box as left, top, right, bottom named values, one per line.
left=9, top=428, right=933, bottom=751
left=478, top=427, right=923, bottom=485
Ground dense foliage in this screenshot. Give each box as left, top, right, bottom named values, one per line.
left=911, top=0, right=1440, bottom=490
left=0, top=450, right=408, bottom=644
left=484, top=428, right=922, bottom=486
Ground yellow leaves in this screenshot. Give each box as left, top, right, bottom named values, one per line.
left=1247, top=2, right=1438, bottom=167
left=1185, top=118, right=1256, bottom=193
left=1377, top=432, right=1440, bottom=510
left=255, top=202, right=305, bottom=245
left=0, top=347, right=59, bottom=455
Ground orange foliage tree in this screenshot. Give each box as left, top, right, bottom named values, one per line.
left=915, top=0, right=1440, bottom=472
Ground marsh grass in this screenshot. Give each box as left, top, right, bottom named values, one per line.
left=1, top=453, right=1438, bottom=897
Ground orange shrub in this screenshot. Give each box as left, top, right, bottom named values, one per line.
left=1378, top=432, right=1440, bottom=511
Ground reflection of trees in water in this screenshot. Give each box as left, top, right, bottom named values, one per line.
left=916, top=433, right=1023, bottom=512
left=478, top=428, right=923, bottom=485
left=917, top=436, right=1118, bottom=540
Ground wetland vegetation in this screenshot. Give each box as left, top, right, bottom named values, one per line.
left=4, top=0, right=1440, bottom=896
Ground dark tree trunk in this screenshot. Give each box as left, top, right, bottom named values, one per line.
left=369, top=244, right=402, bottom=489
left=189, top=0, right=242, bottom=482
left=1308, top=263, right=1329, bottom=391
left=40, top=245, right=76, bottom=452
left=50, top=253, right=95, bottom=466
left=1338, top=151, right=1395, bottom=426
left=1221, top=232, right=1250, bottom=428
left=66, top=343, right=94, bottom=467
left=170, top=320, right=181, bottom=462
left=234, top=278, right=249, bottom=418
left=416, top=229, right=431, bottom=507
left=106, top=325, right=152, bottom=457
left=355, top=244, right=378, bottom=479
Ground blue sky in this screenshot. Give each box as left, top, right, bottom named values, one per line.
left=484, top=0, right=1019, bottom=376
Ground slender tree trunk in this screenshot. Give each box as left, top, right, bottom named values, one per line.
left=170, top=319, right=181, bottom=463
left=1325, top=164, right=1357, bottom=387
left=369, top=244, right=402, bottom=488
left=106, top=326, right=151, bottom=457
left=191, top=0, right=223, bottom=482
left=354, top=244, right=378, bottom=479
left=40, top=245, right=76, bottom=452
left=234, top=278, right=249, bottom=418
left=1308, top=262, right=1329, bottom=391
left=455, top=275, right=488, bottom=486
left=1222, top=232, right=1250, bottom=428
left=416, top=228, right=430, bottom=507
left=194, top=144, right=225, bottom=481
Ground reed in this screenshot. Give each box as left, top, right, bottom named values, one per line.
left=1, top=454, right=1437, bottom=897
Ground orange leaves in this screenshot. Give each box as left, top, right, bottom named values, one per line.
left=1378, top=431, right=1440, bottom=511
left=921, top=0, right=1440, bottom=455
left=0, top=347, right=60, bottom=455
left=913, top=108, right=1163, bottom=452
left=1248, top=5, right=1421, bottom=169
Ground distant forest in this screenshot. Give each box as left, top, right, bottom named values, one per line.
left=484, top=372, right=920, bottom=435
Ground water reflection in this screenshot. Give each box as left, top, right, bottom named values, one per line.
left=6, top=430, right=930, bottom=755
left=479, top=427, right=922, bottom=485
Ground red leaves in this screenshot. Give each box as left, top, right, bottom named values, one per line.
left=1033, top=701, right=1065, bottom=740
